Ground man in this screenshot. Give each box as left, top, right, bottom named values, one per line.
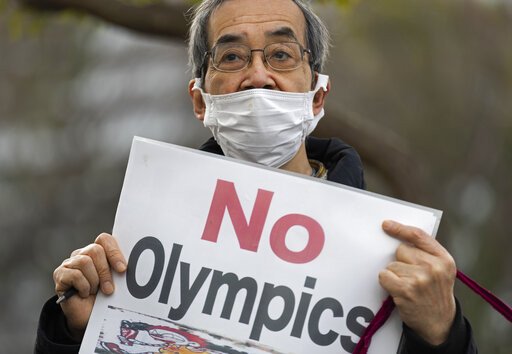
left=35, top=0, right=476, bottom=353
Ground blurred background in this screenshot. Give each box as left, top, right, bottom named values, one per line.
left=0, top=0, right=510, bottom=352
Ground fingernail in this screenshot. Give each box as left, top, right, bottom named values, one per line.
left=116, top=262, right=126, bottom=272
left=383, top=220, right=394, bottom=229
left=103, top=281, right=113, bottom=294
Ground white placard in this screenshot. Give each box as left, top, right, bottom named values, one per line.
left=80, top=137, right=442, bottom=354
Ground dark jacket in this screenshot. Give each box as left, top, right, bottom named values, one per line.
left=35, top=137, right=477, bottom=354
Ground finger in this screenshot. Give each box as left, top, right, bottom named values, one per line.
left=395, top=243, right=438, bottom=265
left=382, top=220, right=445, bottom=256
left=70, top=248, right=83, bottom=257
left=386, top=261, right=423, bottom=277
left=395, top=243, right=419, bottom=264
left=77, top=243, right=114, bottom=295
left=378, top=268, right=407, bottom=296
left=61, top=255, right=100, bottom=294
left=53, top=266, right=91, bottom=298
left=95, top=233, right=126, bottom=273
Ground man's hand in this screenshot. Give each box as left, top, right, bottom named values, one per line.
left=379, top=220, right=457, bottom=345
left=52, top=233, right=126, bottom=340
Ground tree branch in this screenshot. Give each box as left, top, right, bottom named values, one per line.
left=315, top=106, right=430, bottom=204
left=20, top=0, right=191, bottom=39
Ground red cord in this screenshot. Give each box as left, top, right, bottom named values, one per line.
left=353, top=270, right=511, bottom=353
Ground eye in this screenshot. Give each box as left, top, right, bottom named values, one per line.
left=215, top=46, right=247, bottom=63
left=267, top=44, right=298, bottom=62
left=212, top=44, right=250, bottom=71
left=265, top=43, right=302, bottom=70
left=271, top=51, right=291, bottom=60
left=221, top=52, right=243, bottom=62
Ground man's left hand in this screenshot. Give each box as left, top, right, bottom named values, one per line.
left=379, top=220, right=457, bottom=345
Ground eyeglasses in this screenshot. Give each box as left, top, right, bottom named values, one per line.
left=205, top=41, right=311, bottom=72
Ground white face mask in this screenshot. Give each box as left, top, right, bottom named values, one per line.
left=193, top=74, right=329, bottom=168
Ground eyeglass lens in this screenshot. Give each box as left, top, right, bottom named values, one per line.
left=212, top=42, right=304, bottom=72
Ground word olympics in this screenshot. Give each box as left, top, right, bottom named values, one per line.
left=125, top=179, right=375, bottom=352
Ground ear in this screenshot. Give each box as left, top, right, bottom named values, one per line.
left=188, top=79, right=206, bottom=121
left=312, top=72, right=330, bottom=116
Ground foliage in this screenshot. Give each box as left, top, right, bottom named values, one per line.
left=0, top=0, right=90, bottom=39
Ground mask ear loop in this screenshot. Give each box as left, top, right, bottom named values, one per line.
left=309, top=60, right=316, bottom=89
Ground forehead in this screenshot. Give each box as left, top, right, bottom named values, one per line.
left=207, top=0, right=306, bottom=47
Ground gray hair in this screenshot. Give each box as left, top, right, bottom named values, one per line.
left=187, top=0, right=330, bottom=84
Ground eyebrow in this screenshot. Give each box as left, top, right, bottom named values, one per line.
left=215, top=33, right=246, bottom=46
left=265, top=26, right=299, bottom=42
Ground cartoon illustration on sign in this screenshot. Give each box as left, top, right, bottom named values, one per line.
left=94, top=306, right=279, bottom=354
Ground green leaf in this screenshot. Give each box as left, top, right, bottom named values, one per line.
left=313, top=0, right=359, bottom=11
left=27, top=16, right=45, bottom=37
left=8, top=10, right=24, bottom=40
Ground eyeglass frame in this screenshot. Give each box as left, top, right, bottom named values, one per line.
left=202, top=41, right=313, bottom=74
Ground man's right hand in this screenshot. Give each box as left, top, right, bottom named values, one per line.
left=52, top=233, right=127, bottom=340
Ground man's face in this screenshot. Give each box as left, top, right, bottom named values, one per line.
left=188, top=0, right=329, bottom=174
left=203, top=0, right=313, bottom=94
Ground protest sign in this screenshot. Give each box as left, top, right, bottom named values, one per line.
left=80, top=137, right=442, bottom=354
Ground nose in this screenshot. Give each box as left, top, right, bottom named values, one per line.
left=240, top=51, right=276, bottom=90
